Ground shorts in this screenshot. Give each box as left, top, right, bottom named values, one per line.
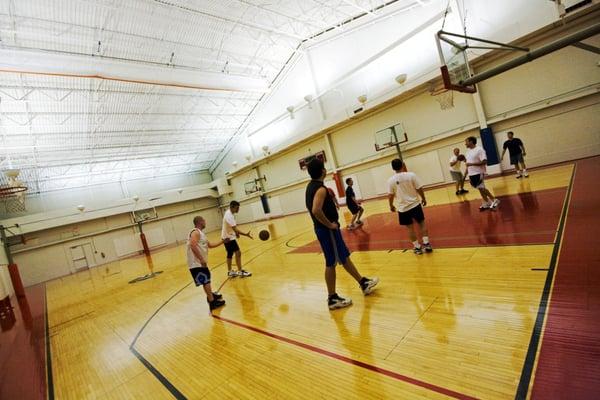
left=224, top=239, right=240, bottom=259
left=469, top=173, right=486, bottom=189
left=314, top=225, right=351, bottom=267
left=450, top=170, right=463, bottom=183
left=189, top=267, right=211, bottom=286
left=398, top=204, right=425, bottom=226
left=510, top=153, right=524, bottom=165
left=347, top=202, right=362, bottom=215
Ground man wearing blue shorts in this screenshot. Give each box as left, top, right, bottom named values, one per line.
left=305, top=158, right=379, bottom=310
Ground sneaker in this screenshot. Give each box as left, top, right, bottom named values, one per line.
left=414, top=246, right=423, bottom=255
left=491, top=198, right=500, bottom=208
left=227, top=270, right=238, bottom=278
left=209, top=299, right=226, bottom=311
left=460, top=189, right=469, bottom=194
left=523, top=172, right=529, bottom=177
left=455, top=190, right=460, bottom=195
left=423, top=242, right=433, bottom=253
left=516, top=173, right=522, bottom=179
left=360, top=277, right=379, bottom=295
left=238, top=270, right=252, bottom=278
left=479, top=203, right=491, bottom=210
left=328, top=294, right=352, bottom=310
left=212, top=292, right=223, bottom=300
left=347, top=224, right=356, bottom=230
left=356, top=220, right=364, bottom=225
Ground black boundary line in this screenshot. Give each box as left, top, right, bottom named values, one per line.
left=515, top=164, right=576, bottom=399
left=530, top=268, right=550, bottom=271
left=45, top=285, right=55, bottom=400
left=129, top=230, right=308, bottom=398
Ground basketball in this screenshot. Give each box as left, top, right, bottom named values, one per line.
left=259, top=230, right=270, bottom=241
left=458, top=154, right=466, bottom=162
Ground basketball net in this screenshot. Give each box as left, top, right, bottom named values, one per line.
left=432, top=88, right=454, bottom=110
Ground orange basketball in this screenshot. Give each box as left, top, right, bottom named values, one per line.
left=259, top=230, right=270, bottom=241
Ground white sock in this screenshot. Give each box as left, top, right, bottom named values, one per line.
left=412, top=240, right=420, bottom=248
left=523, top=169, right=527, bottom=173
left=422, top=236, right=430, bottom=245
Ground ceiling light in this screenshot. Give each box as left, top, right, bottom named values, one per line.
left=286, top=105, right=295, bottom=119
left=357, top=94, right=368, bottom=104
left=395, top=74, right=407, bottom=84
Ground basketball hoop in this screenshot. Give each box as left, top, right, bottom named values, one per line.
left=431, top=88, right=454, bottom=110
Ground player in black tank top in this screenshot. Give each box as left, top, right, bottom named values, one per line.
left=304, top=158, right=379, bottom=310
left=306, top=180, right=339, bottom=229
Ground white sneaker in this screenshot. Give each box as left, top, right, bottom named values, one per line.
left=238, top=270, right=252, bottom=278
left=328, top=294, right=353, bottom=310
left=523, top=171, right=529, bottom=177
left=227, top=270, right=238, bottom=278
left=347, top=224, right=356, bottom=230
left=361, top=277, right=379, bottom=295
left=479, top=202, right=491, bottom=210
left=491, top=198, right=500, bottom=208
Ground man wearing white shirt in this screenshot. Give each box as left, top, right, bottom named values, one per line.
left=449, top=147, right=468, bottom=195
left=222, top=201, right=253, bottom=277
left=465, top=136, right=500, bottom=210
left=387, top=158, right=432, bottom=255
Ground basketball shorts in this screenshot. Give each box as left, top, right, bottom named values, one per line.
left=347, top=202, right=362, bottom=215
left=314, top=226, right=351, bottom=267
left=510, top=153, right=524, bottom=165
left=469, top=173, right=486, bottom=189
left=450, top=170, right=463, bottom=183
left=189, top=266, right=211, bottom=286
left=224, top=239, right=240, bottom=259
left=398, top=204, right=425, bottom=226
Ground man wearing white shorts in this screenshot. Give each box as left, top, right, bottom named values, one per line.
left=465, top=136, right=500, bottom=210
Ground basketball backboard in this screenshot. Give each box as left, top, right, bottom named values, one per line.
left=244, top=181, right=260, bottom=195
left=132, top=207, right=158, bottom=223
left=374, top=123, right=408, bottom=152
left=435, top=31, right=477, bottom=93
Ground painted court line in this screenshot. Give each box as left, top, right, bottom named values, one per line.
left=212, top=314, right=478, bottom=400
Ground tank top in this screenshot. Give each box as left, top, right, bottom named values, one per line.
left=186, top=228, right=208, bottom=269
left=305, top=180, right=339, bottom=229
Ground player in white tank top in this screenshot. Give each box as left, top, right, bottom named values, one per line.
left=187, top=216, right=227, bottom=310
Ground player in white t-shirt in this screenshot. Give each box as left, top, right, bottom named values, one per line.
left=387, top=158, right=433, bottom=255
left=465, top=136, right=500, bottom=210
left=187, top=216, right=226, bottom=311
left=222, top=201, right=253, bottom=278
left=449, top=147, right=468, bottom=195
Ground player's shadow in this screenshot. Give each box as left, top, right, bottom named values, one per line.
left=231, top=279, right=267, bottom=328
left=330, top=303, right=387, bottom=398
left=412, top=264, right=461, bottom=345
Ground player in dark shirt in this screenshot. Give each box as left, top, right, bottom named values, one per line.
left=501, top=131, right=528, bottom=178
left=345, top=178, right=364, bottom=230
left=305, top=158, right=379, bottom=310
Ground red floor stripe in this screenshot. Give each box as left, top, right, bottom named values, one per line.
left=531, top=157, right=600, bottom=399
left=212, top=314, right=478, bottom=400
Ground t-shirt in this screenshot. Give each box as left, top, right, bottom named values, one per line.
left=221, top=209, right=237, bottom=240
left=503, top=138, right=523, bottom=156
left=465, top=146, right=487, bottom=176
left=345, top=186, right=357, bottom=207
left=306, top=180, right=339, bottom=229
left=449, top=155, right=462, bottom=172
left=186, top=228, right=208, bottom=269
left=387, top=172, right=422, bottom=213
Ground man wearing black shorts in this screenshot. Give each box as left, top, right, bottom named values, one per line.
left=305, top=158, right=379, bottom=310
left=221, top=201, right=253, bottom=278
left=345, top=178, right=364, bottom=230
left=465, top=136, right=500, bottom=210
left=387, top=158, right=432, bottom=255
left=187, top=216, right=225, bottom=310
left=501, top=131, right=528, bottom=178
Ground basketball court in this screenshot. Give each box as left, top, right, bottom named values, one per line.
left=1, top=1, right=599, bottom=399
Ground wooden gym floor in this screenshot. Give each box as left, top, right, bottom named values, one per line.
left=2, top=158, right=599, bottom=399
